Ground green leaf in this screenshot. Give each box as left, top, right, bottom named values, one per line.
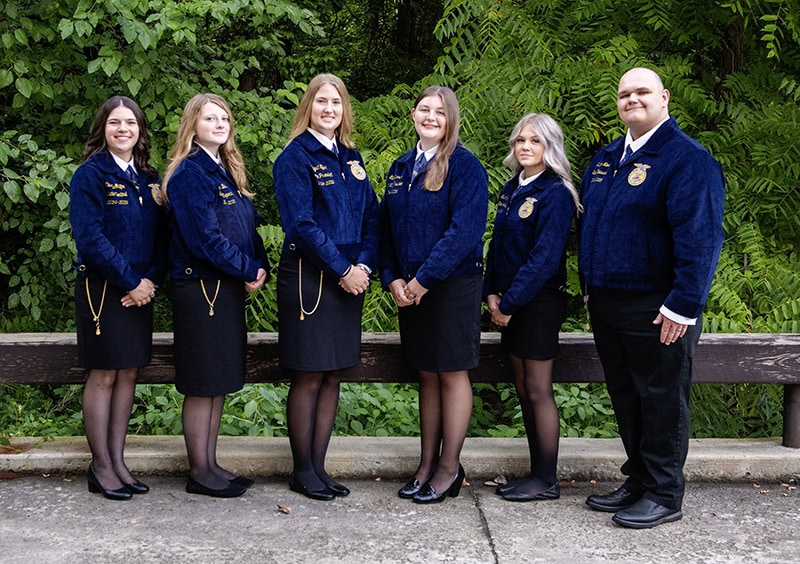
left=0, top=70, right=13, bottom=89
left=15, top=77, right=33, bottom=98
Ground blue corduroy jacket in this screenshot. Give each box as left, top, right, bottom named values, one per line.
left=579, top=117, right=725, bottom=319
left=483, top=170, right=576, bottom=315
left=380, top=144, right=488, bottom=290
left=166, top=146, right=266, bottom=281
left=69, top=150, right=167, bottom=291
left=272, top=131, right=380, bottom=276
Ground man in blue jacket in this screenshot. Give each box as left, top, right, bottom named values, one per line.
left=580, top=67, right=725, bottom=528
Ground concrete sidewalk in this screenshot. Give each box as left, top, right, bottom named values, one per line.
left=1, top=436, right=799, bottom=483
left=1, top=437, right=799, bottom=563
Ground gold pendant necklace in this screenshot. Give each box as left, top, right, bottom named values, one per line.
left=85, top=278, right=107, bottom=335
left=298, top=258, right=323, bottom=321
left=200, top=279, right=220, bottom=317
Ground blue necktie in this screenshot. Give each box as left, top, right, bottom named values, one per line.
left=332, top=144, right=339, bottom=158
left=125, top=165, right=138, bottom=185
left=413, top=153, right=427, bottom=177
left=620, top=145, right=633, bottom=166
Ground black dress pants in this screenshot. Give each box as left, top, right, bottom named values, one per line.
left=588, top=287, right=701, bottom=510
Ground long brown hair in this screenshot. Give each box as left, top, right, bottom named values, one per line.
left=414, top=86, right=460, bottom=192
left=83, top=96, right=157, bottom=179
left=287, top=74, right=355, bottom=148
left=162, top=93, right=252, bottom=201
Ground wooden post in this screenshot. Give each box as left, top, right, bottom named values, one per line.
left=783, top=384, right=800, bottom=448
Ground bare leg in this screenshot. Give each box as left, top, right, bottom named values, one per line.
left=413, top=370, right=443, bottom=484
left=310, top=371, right=343, bottom=488
left=107, top=367, right=138, bottom=484
left=83, top=369, right=125, bottom=489
left=287, top=371, right=328, bottom=490
left=425, top=370, right=472, bottom=493
left=182, top=395, right=228, bottom=489
left=513, top=358, right=560, bottom=495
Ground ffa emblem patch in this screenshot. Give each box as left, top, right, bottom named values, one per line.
left=149, top=184, right=165, bottom=206
left=348, top=161, right=367, bottom=181
left=518, top=197, right=537, bottom=219
left=628, top=164, right=651, bottom=186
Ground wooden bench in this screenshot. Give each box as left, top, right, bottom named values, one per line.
left=2, top=332, right=799, bottom=447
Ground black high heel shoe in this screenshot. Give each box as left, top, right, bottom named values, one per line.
left=87, top=464, right=132, bottom=501
left=398, top=477, right=423, bottom=499
left=123, top=479, right=150, bottom=495
left=412, top=464, right=465, bottom=504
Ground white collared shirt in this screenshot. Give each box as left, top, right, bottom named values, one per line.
left=415, top=142, right=439, bottom=163
left=111, top=152, right=135, bottom=175
left=307, top=127, right=339, bottom=154
left=197, top=143, right=225, bottom=168
left=518, top=169, right=544, bottom=186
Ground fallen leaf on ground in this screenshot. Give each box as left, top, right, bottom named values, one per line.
left=277, top=504, right=292, bottom=514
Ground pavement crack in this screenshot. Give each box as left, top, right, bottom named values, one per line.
left=472, top=487, right=500, bottom=564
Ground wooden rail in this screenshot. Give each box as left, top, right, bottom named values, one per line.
left=1, top=332, right=799, bottom=447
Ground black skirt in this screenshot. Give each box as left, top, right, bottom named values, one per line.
left=75, top=277, right=153, bottom=370
left=501, top=290, right=567, bottom=360
left=171, top=278, right=247, bottom=396
left=398, top=274, right=482, bottom=372
left=277, top=254, right=364, bottom=372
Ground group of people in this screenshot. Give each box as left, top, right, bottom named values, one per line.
left=69, top=67, right=725, bottom=530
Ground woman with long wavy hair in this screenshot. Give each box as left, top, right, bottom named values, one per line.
left=70, top=95, right=166, bottom=500
left=162, top=93, right=268, bottom=498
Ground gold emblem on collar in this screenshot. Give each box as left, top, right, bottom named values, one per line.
left=628, top=163, right=651, bottom=186
left=348, top=160, right=367, bottom=181
left=518, top=197, right=537, bottom=219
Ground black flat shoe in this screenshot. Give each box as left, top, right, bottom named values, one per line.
left=288, top=476, right=335, bottom=501
left=230, top=476, right=255, bottom=489
left=186, top=477, right=246, bottom=498
left=123, top=479, right=150, bottom=495
left=501, top=482, right=560, bottom=502
left=586, top=485, right=642, bottom=512
left=87, top=464, right=132, bottom=501
left=398, top=478, right=423, bottom=499
left=612, top=498, right=683, bottom=529
left=495, top=474, right=532, bottom=496
left=412, top=464, right=465, bottom=505
left=326, top=481, right=350, bottom=497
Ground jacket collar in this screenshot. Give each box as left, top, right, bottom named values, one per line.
left=602, top=116, right=680, bottom=159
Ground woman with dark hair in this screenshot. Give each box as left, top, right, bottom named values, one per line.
left=70, top=96, right=166, bottom=500
left=273, top=73, right=380, bottom=501
left=484, top=113, right=581, bottom=502
left=163, top=93, right=268, bottom=498
left=380, top=86, right=488, bottom=504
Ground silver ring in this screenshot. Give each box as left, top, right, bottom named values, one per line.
left=150, top=292, right=155, bottom=298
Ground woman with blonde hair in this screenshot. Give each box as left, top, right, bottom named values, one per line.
left=484, top=113, right=581, bottom=501
left=163, top=93, right=268, bottom=498
left=273, top=74, right=380, bottom=500
left=380, top=86, right=488, bottom=504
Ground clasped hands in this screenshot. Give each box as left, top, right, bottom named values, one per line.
left=389, top=278, right=427, bottom=307
left=121, top=278, right=157, bottom=307
left=339, top=265, right=370, bottom=295
left=486, top=294, right=511, bottom=327
left=245, top=268, right=268, bottom=293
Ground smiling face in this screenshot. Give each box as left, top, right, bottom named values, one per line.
left=194, top=102, right=230, bottom=154
left=309, top=83, right=343, bottom=139
left=513, top=125, right=546, bottom=177
left=104, top=105, right=139, bottom=162
left=617, top=68, right=670, bottom=139
left=412, top=94, right=447, bottom=150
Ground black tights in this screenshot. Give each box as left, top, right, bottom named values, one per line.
left=83, top=368, right=139, bottom=489
left=287, top=370, right=344, bottom=490
left=508, top=356, right=560, bottom=494
left=412, top=370, right=473, bottom=493
left=182, top=395, right=235, bottom=489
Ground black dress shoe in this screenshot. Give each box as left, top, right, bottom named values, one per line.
left=87, top=464, right=132, bottom=501
left=288, top=476, right=335, bottom=501
left=398, top=478, right=423, bottom=499
left=612, top=498, right=683, bottom=529
left=186, top=477, right=246, bottom=498
left=586, top=485, right=642, bottom=512
left=230, top=476, right=255, bottom=489
left=412, top=464, right=465, bottom=505
left=123, top=479, right=150, bottom=495
left=326, top=481, right=350, bottom=497
left=501, top=482, right=560, bottom=502
left=495, top=474, right=534, bottom=496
